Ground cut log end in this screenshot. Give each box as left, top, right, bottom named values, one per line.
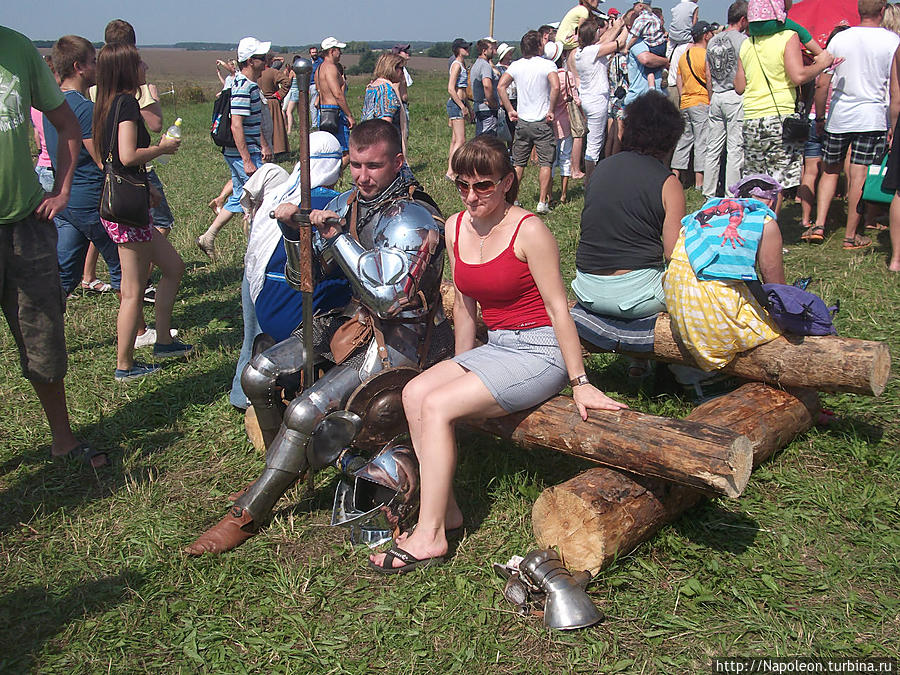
left=870, top=342, right=891, bottom=397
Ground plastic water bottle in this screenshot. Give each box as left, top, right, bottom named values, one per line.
left=155, top=117, right=182, bottom=164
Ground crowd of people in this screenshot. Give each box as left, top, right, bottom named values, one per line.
left=442, top=0, right=900, bottom=264
left=1, top=0, right=897, bottom=566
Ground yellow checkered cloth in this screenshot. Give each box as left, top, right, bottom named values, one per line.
left=663, top=231, right=781, bottom=371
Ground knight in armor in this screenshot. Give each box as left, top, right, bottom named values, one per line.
left=187, top=119, right=451, bottom=555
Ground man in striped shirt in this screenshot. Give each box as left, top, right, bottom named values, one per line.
left=198, top=36, right=273, bottom=260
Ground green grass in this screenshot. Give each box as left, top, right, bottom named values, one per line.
left=1, top=74, right=898, bottom=673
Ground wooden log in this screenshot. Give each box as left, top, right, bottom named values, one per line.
left=638, top=315, right=890, bottom=397
left=465, top=396, right=753, bottom=498
left=531, top=383, right=819, bottom=574
left=439, top=281, right=891, bottom=396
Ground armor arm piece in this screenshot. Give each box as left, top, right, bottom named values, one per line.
left=283, top=190, right=352, bottom=292
left=322, top=201, right=442, bottom=319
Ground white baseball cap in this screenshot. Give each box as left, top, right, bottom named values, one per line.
left=321, top=36, right=347, bottom=51
left=481, top=36, right=498, bottom=43
left=237, top=37, right=271, bottom=62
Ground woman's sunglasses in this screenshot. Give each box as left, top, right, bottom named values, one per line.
left=455, top=177, right=503, bottom=197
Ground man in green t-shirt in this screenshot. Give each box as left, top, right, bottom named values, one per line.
left=0, top=26, right=107, bottom=467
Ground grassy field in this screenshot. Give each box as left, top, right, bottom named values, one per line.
left=1, top=73, right=897, bottom=673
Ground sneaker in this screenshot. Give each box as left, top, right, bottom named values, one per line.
left=153, top=339, right=194, bottom=359
left=115, top=361, right=162, bottom=382
left=536, top=201, right=550, bottom=214
left=143, top=285, right=156, bottom=304
left=197, top=234, right=217, bottom=262
left=134, top=327, right=178, bottom=349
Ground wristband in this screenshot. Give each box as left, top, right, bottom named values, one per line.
left=569, top=374, right=590, bottom=388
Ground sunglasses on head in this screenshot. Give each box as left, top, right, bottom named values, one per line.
left=455, top=176, right=503, bottom=196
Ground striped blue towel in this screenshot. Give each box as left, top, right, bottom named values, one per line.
left=683, top=197, right=775, bottom=281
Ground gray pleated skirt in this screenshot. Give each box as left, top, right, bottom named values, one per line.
left=452, top=326, right=567, bottom=413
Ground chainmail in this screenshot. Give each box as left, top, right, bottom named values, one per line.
left=354, top=170, right=422, bottom=232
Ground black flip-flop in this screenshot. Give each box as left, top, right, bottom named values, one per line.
left=368, top=545, right=444, bottom=575
left=54, top=442, right=109, bottom=468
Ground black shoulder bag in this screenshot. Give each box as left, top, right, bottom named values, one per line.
left=750, top=37, right=809, bottom=144
left=685, top=49, right=707, bottom=89
left=99, top=96, right=150, bottom=227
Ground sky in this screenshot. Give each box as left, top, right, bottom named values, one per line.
left=6, top=0, right=738, bottom=46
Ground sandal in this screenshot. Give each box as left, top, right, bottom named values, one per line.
left=842, top=234, right=872, bottom=249
left=800, top=225, right=824, bottom=243
left=53, top=442, right=109, bottom=468
left=81, top=279, right=112, bottom=293
left=368, top=545, right=444, bottom=575
left=865, top=222, right=888, bottom=231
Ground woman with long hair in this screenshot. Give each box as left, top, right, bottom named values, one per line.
left=574, top=15, right=626, bottom=183
left=445, top=39, right=472, bottom=181
left=92, top=42, right=191, bottom=381
left=368, top=137, right=627, bottom=573
left=362, top=53, right=407, bottom=154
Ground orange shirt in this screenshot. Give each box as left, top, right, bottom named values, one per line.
left=677, top=46, right=710, bottom=109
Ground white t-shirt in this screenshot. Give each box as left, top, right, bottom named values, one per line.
left=506, top=56, right=558, bottom=122
left=574, top=44, right=611, bottom=105
left=825, top=26, right=900, bottom=133
left=669, top=43, right=690, bottom=87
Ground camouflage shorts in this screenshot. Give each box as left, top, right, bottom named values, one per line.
left=0, top=215, right=68, bottom=383
left=742, top=115, right=803, bottom=189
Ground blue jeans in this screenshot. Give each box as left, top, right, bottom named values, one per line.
left=230, top=274, right=262, bottom=409
left=147, top=169, right=175, bottom=229
left=223, top=151, right=262, bottom=213
left=35, top=165, right=55, bottom=192
left=55, top=206, right=122, bottom=294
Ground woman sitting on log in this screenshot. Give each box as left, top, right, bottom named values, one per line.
left=369, top=136, right=628, bottom=574
left=572, top=90, right=685, bottom=322
left=663, top=174, right=786, bottom=370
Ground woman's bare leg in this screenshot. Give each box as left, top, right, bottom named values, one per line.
left=81, top=242, right=100, bottom=285
left=446, top=118, right=466, bottom=178
left=148, top=229, right=185, bottom=344
left=371, top=361, right=506, bottom=569
left=116, top=242, right=152, bottom=370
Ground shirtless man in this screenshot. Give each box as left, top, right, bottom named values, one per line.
left=317, top=36, right=355, bottom=167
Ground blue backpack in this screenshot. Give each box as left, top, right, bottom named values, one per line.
left=760, top=283, right=838, bottom=336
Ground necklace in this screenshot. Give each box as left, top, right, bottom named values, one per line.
left=474, top=204, right=511, bottom=261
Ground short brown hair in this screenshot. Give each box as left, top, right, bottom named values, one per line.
left=476, top=39, right=493, bottom=55
left=451, top=136, right=519, bottom=205
left=52, top=35, right=95, bottom=81
left=349, top=118, right=402, bottom=157
left=520, top=30, right=543, bottom=58
left=859, top=0, right=886, bottom=18
left=104, top=19, right=137, bottom=45
left=578, top=18, right=602, bottom=48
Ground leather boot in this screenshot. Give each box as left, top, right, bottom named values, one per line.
left=185, top=506, right=256, bottom=555
left=227, top=482, right=253, bottom=502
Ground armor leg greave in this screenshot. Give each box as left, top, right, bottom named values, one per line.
left=235, top=365, right=362, bottom=522
left=242, top=336, right=308, bottom=448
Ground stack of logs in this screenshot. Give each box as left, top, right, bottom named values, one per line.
left=440, top=283, right=891, bottom=574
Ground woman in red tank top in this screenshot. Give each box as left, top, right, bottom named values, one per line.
left=370, top=137, right=627, bottom=574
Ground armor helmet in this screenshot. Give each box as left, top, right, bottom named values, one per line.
left=330, top=440, right=420, bottom=547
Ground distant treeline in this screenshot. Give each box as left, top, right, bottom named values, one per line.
left=31, top=39, right=512, bottom=61
left=171, top=41, right=447, bottom=54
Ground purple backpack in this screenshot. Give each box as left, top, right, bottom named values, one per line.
left=762, top=283, right=838, bottom=336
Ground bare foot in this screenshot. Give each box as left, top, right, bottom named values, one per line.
left=370, top=528, right=447, bottom=570
left=888, top=262, right=900, bottom=272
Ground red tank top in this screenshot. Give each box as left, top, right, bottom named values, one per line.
left=452, top=212, right=552, bottom=331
